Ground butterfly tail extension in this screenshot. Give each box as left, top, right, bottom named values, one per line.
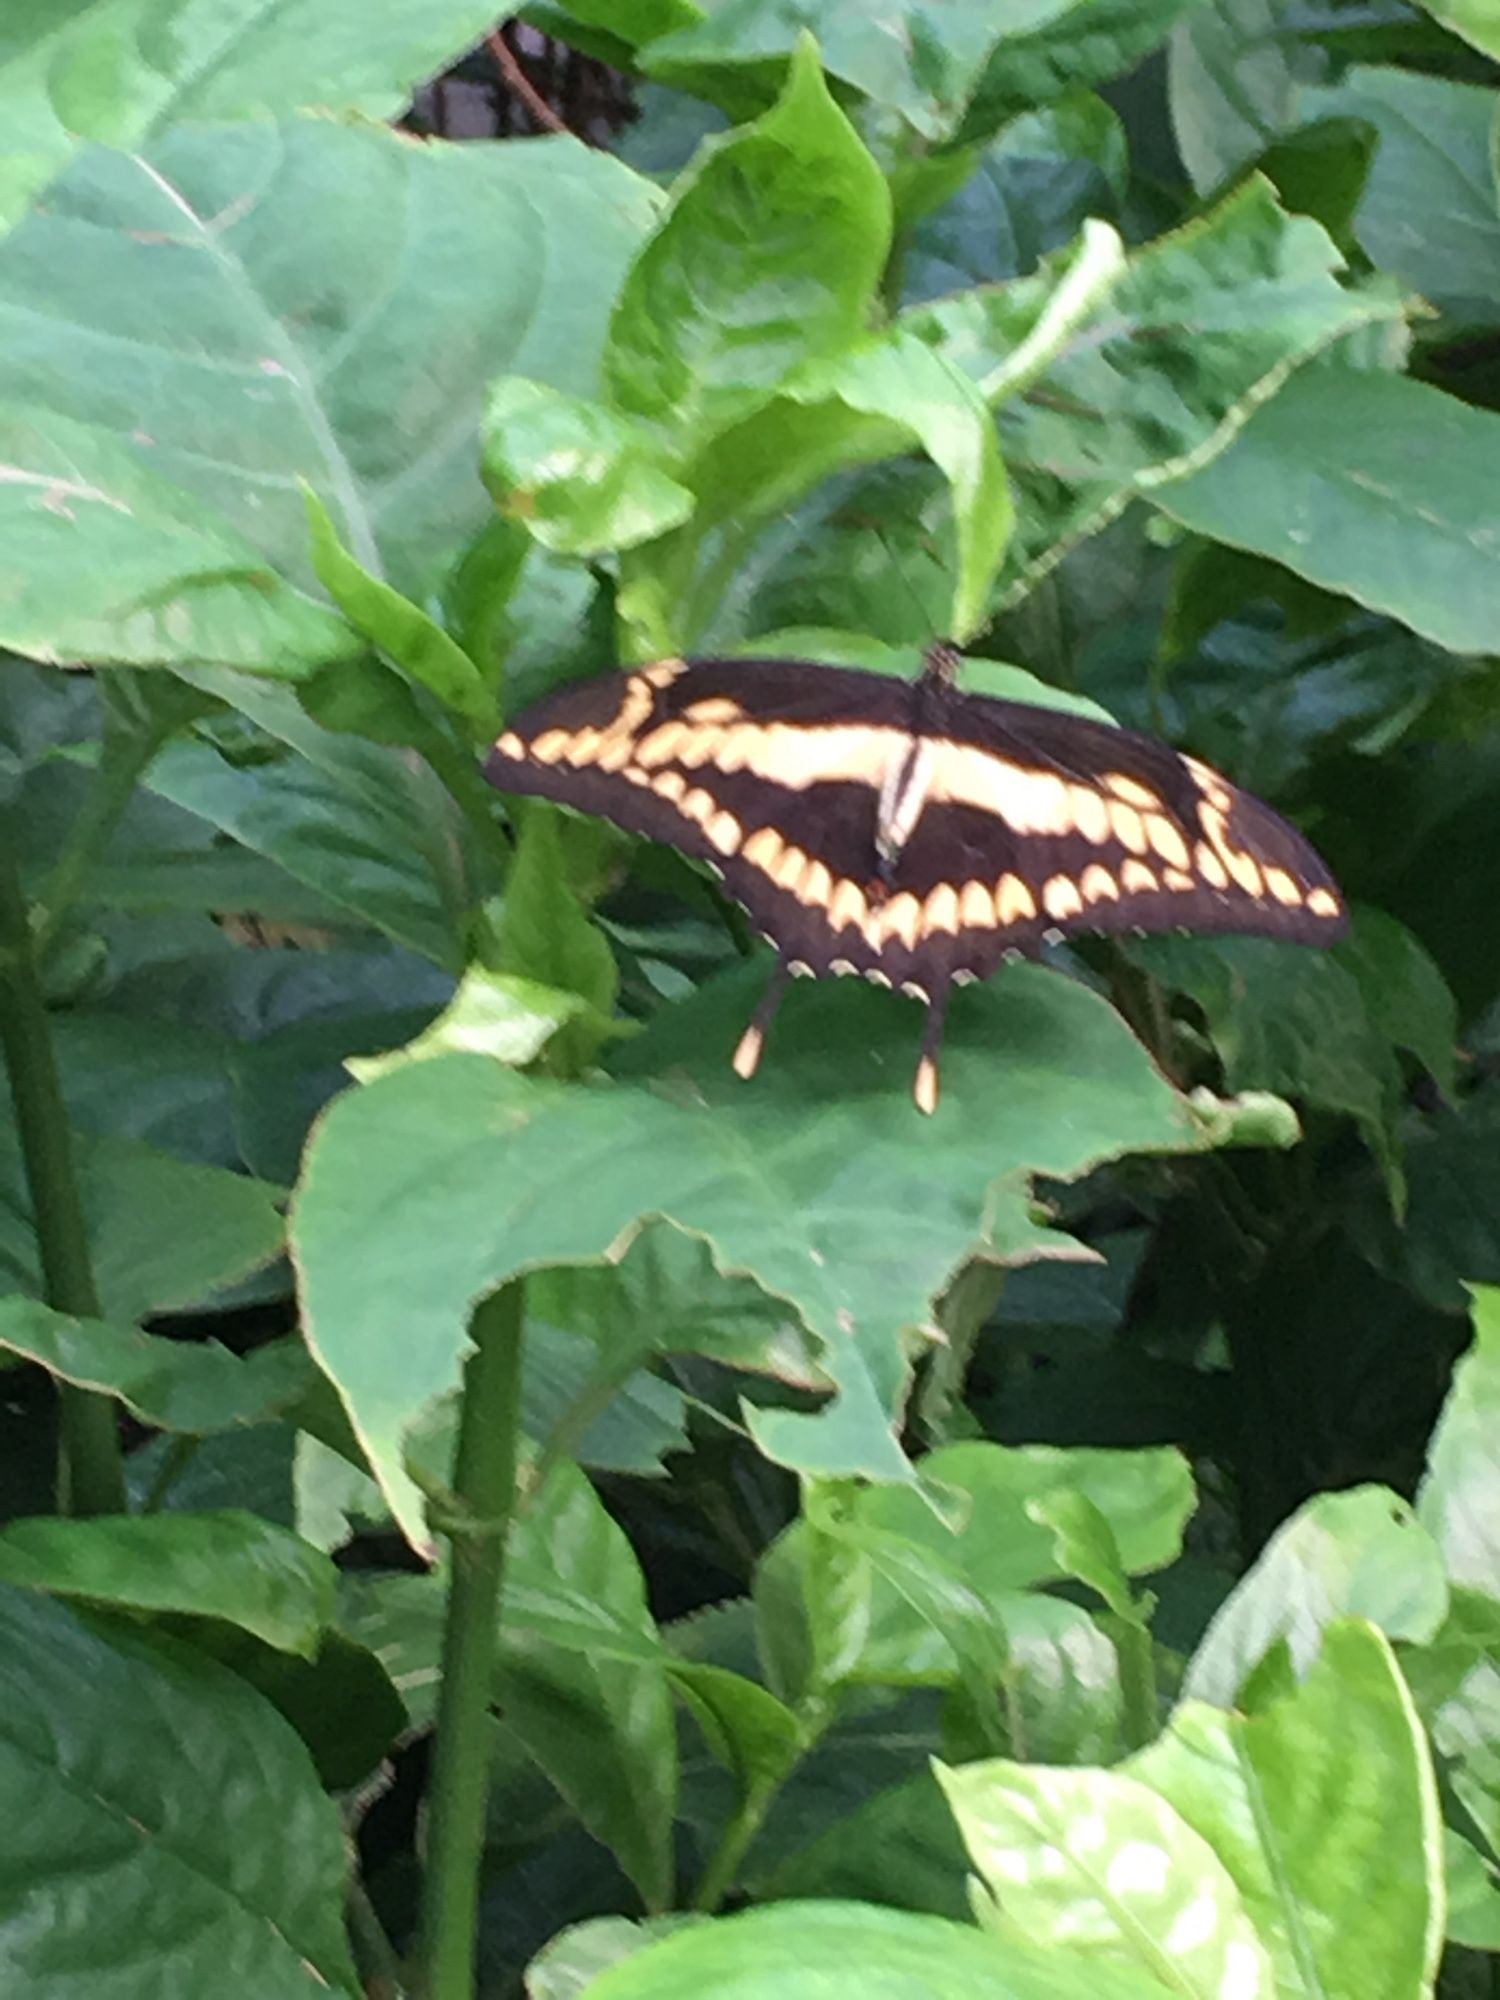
left=732, top=961, right=792, bottom=1082
left=912, top=984, right=950, bottom=1116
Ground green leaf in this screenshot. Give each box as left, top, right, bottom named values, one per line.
left=0, top=1510, right=334, bottom=1657
left=1302, top=67, right=1500, bottom=324
left=144, top=676, right=478, bottom=970
left=482, top=379, right=695, bottom=556
left=569, top=1898, right=1175, bottom=2000
left=0, top=118, right=658, bottom=659
left=1336, top=908, right=1458, bottom=1097
left=903, top=97, right=1128, bottom=299
left=0, top=1297, right=317, bottom=1434
left=0, top=1586, right=358, bottom=1996
left=1183, top=1486, right=1449, bottom=1708
left=943, top=1755, right=1274, bottom=1997
left=291, top=964, right=1207, bottom=1546
left=1130, top=1622, right=1445, bottom=2000
left=646, top=0, right=1203, bottom=149
left=1168, top=0, right=1303, bottom=195
left=498, top=1461, right=678, bottom=1912
left=0, top=0, right=524, bottom=234
left=348, top=964, right=599, bottom=1080
left=1029, top=1488, right=1139, bottom=1621
left=605, top=35, right=891, bottom=445
left=1129, top=933, right=1408, bottom=1205
left=1156, top=369, right=1500, bottom=657
left=0, top=1121, right=285, bottom=1322
left=1411, top=0, right=1500, bottom=57
left=0, top=404, right=359, bottom=674
left=493, top=805, right=622, bottom=1074
left=302, top=487, right=490, bottom=724
left=1445, top=1829, right=1500, bottom=1949
left=909, top=179, right=1397, bottom=605
left=1417, top=1286, right=1500, bottom=1598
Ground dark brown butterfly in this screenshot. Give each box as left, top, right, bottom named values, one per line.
left=484, top=645, right=1346, bottom=1110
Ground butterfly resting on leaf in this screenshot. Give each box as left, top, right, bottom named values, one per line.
left=483, top=645, right=1346, bottom=1112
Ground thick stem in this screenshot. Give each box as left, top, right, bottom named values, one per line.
left=416, top=1283, right=526, bottom=2000
left=32, top=718, right=173, bottom=957
left=0, top=833, right=126, bottom=1516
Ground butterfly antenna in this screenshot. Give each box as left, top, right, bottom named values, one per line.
left=912, top=985, right=950, bottom=1115
left=732, top=961, right=792, bottom=1082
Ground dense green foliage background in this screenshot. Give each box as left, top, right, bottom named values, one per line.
left=1, top=1, right=1498, bottom=1996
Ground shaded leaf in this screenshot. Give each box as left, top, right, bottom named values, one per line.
left=0, top=1297, right=316, bottom=1434
left=1303, top=66, right=1500, bottom=325
left=0, top=1585, right=357, bottom=1996
left=499, top=1461, right=678, bottom=1912
left=1157, top=368, right=1500, bottom=657
left=1169, top=0, right=1304, bottom=195
left=0, top=1509, right=334, bottom=1656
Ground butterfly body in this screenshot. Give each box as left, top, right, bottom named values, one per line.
left=485, top=650, right=1346, bottom=1109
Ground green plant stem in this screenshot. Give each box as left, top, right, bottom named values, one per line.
left=1116, top=1614, right=1158, bottom=1752
left=0, top=833, right=127, bottom=1516
left=416, top=1283, right=526, bottom=2000
left=693, top=1700, right=829, bottom=1916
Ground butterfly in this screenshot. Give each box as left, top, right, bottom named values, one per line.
left=484, top=645, right=1346, bottom=1110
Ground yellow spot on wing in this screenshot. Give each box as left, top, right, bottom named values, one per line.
left=960, top=881, right=995, bottom=929
left=1069, top=785, right=1110, bottom=845
left=1195, top=843, right=1229, bottom=890
left=495, top=731, right=523, bottom=759
left=530, top=728, right=571, bottom=764
left=1228, top=852, right=1264, bottom=897
left=652, top=769, right=687, bottom=802
left=1121, top=859, right=1158, bottom=894
left=706, top=811, right=743, bottom=856
left=773, top=844, right=809, bottom=892
left=877, top=892, right=922, bottom=951
left=1043, top=875, right=1084, bottom=921
left=924, top=883, right=960, bottom=935
left=1164, top=868, right=1194, bottom=891
left=799, top=859, right=833, bottom=910
left=1264, top=865, right=1302, bottom=906
left=995, top=875, right=1036, bottom=926
left=1104, top=772, right=1161, bottom=810
left=1109, top=802, right=1148, bottom=854
left=1147, top=816, right=1191, bottom=871
left=828, top=879, right=867, bottom=932
left=1081, top=864, right=1119, bottom=903
left=683, top=698, right=744, bottom=723
left=741, top=827, right=783, bottom=871
left=1307, top=887, right=1341, bottom=919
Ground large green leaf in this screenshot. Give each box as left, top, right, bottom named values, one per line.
left=1302, top=67, right=1500, bottom=325
left=565, top=1898, right=1174, bottom=2000
left=1183, top=1486, right=1449, bottom=1707
left=0, top=0, right=521, bottom=234
left=0, top=1585, right=358, bottom=1996
left=0, top=1509, right=334, bottom=1656
left=606, top=36, right=890, bottom=447
left=0, top=116, right=658, bottom=670
left=942, top=1756, right=1274, bottom=1998
left=907, top=179, right=1394, bottom=604
left=1157, top=368, right=1500, bottom=657
left=1131, top=1622, right=1445, bottom=2000
left=1418, top=1286, right=1500, bottom=1599
left=292, top=963, right=1209, bottom=1545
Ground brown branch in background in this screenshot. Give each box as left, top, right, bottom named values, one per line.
left=487, top=27, right=572, bottom=136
